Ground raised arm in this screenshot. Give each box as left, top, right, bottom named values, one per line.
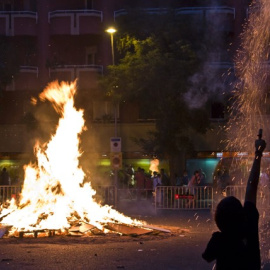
left=245, top=129, right=266, bottom=205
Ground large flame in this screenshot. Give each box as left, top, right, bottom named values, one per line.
left=0, top=81, right=142, bottom=234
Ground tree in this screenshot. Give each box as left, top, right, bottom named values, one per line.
left=100, top=11, right=211, bottom=179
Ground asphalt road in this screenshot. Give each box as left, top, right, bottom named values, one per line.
left=0, top=201, right=269, bottom=270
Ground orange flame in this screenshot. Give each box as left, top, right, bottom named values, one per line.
left=150, top=159, right=159, bottom=175
left=0, top=81, right=143, bottom=234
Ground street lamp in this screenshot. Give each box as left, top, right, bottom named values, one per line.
left=106, top=27, right=116, bottom=66
left=106, top=27, right=120, bottom=193
left=106, top=27, right=118, bottom=137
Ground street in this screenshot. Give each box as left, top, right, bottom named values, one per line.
left=0, top=201, right=216, bottom=270
left=0, top=201, right=269, bottom=270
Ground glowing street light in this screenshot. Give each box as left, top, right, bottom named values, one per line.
left=106, top=27, right=118, bottom=137
left=106, top=27, right=117, bottom=66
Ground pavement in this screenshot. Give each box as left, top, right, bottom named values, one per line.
left=0, top=200, right=269, bottom=270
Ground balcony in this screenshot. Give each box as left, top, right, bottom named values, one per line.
left=6, top=66, right=39, bottom=91
left=49, top=65, right=103, bottom=88
left=48, top=10, right=103, bottom=35
left=175, top=7, right=235, bottom=18
left=0, top=11, right=37, bottom=36
left=115, top=6, right=235, bottom=19
left=114, top=8, right=172, bottom=19
left=207, top=62, right=234, bottom=70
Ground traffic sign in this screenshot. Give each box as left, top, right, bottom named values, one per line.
left=110, top=137, right=121, bottom=152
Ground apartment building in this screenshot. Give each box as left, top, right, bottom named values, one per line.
left=0, top=0, right=251, bottom=177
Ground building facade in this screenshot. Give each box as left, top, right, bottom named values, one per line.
left=0, top=0, right=252, bottom=177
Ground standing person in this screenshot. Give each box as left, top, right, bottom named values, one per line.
left=259, top=167, right=270, bottom=206
left=189, top=170, right=201, bottom=189
left=266, top=167, right=270, bottom=180
left=199, top=168, right=206, bottom=186
left=160, top=168, right=170, bottom=186
left=260, top=168, right=269, bottom=188
left=145, top=173, right=153, bottom=200
left=221, top=167, right=230, bottom=191
left=127, top=164, right=134, bottom=186
left=152, top=171, right=162, bottom=189
left=186, top=170, right=200, bottom=207
left=202, top=131, right=266, bottom=270
left=152, top=172, right=162, bottom=206
left=135, top=167, right=146, bottom=201
left=175, top=173, right=182, bottom=186
left=0, top=167, right=10, bottom=185
left=0, top=167, right=10, bottom=202
left=182, top=170, right=189, bottom=186
left=216, top=169, right=223, bottom=195
left=135, top=167, right=146, bottom=189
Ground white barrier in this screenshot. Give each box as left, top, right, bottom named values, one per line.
left=155, top=186, right=214, bottom=210
left=0, top=185, right=22, bottom=203
left=92, top=185, right=117, bottom=206
left=225, top=185, right=270, bottom=210
left=117, top=188, right=153, bottom=201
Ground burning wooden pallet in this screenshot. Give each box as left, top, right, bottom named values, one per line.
left=0, top=222, right=171, bottom=238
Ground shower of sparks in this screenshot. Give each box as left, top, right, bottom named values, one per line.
left=226, top=0, right=270, bottom=153
left=225, top=1, right=270, bottom=267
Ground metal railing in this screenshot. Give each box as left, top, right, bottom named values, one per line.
left=0, top=185, right=22, bottom=203
left=225, top=185, right=270, bottom=210
left=175, top=6, right=235, bottom=18
left=49, top=64, right=103, bottom=78
left=2, top=185, right=269, bottom=213
left=0, top=11, right=37, bottom=22
left=0, top=185, right=214, bottom=210
left=20, top=66, right=39, bottom=77
left=154, top=186, right=214, bottom=211
left=114, top=6, right=235, bottom=19
left=117, top=188, right=153, bottom=201
left=93, top=185, right=116, bottom=206
left=48, top=9, right=103, bottom=23
left=5, top=185, right=267, bottom=212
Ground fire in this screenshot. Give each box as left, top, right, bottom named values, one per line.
left=150, top=158, right=159, bottom=175
left=0, top=81, right=143, bottom=235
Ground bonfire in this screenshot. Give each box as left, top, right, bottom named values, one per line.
left=0, top=81, right=157, bottom=238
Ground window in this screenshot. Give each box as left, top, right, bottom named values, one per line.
left=93, top=101, right=119, bottom=121
left=85, top=0, right=93, bottom=9
left=86, top=46, right=97, bottom=65
left=23, top=0, right=36, bottom=11
left=0, top=0, right=14, bottom=11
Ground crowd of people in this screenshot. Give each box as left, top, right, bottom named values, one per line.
left=115, top=164, right=209, bottom=201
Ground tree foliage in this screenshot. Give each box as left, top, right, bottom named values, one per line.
left=100, top=11, right=211, bottom=172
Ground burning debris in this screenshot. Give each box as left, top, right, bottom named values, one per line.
left=0, top=81, right=170, bottom=238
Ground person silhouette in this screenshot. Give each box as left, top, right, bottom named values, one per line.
left=0, top=167, right=10, bottom=185
left=202, top=130, right=266, bottom=270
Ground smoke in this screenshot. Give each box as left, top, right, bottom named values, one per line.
left=183, top=3, right=234, bottom=109
left=184, top=63, right=230, bottom=109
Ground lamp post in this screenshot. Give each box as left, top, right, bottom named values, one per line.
left=106, top=27, right=117, bottom=137
left=106, top=27, right=120, bottom=196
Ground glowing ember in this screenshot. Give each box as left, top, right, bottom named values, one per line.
left=0, top=81, right=143, bottom=235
